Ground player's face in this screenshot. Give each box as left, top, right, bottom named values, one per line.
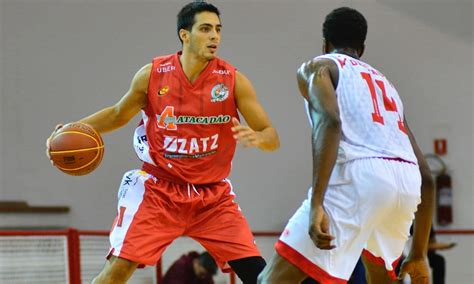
left=193, top=259, right=209, bottom=279
left=188, top=12, right=222, bottom=60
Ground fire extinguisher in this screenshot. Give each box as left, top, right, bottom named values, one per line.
left=425, top=154, right=452, bottom=226
left=436, top=172, right=453, bottom=226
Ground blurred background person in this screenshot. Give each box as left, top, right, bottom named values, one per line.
left=162, top=251, right=218, bottom=284
left=427, top=227, right=456, bottom=284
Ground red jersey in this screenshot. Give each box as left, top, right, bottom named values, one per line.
left=134, top=52, right=238, bottom=184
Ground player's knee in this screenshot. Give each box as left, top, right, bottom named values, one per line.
left=94, top=257, right=138, bottom=284
left=93, top=270, right=131, bottom=284
left=229, top=256, right=266, bottom=284
left=257, top=264, right=304, bottom=284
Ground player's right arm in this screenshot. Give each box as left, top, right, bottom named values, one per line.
left=297, top=59, right=340, bottom=250
left=78, top=64, right=151, bottom=133
left=46, top=64, right=150, bottom=161
left=398, top=120, right=435, bottom=283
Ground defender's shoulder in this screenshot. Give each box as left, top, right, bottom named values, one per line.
left=299, top=58, right=336, bottom=76
left=298, top=57, right=338, bottom=88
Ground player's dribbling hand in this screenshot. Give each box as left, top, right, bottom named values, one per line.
left=46, top=124, right=63, bottom=165
left=309, top=205, right=336, bottom=250
left=231, top=118, right=262, bottom=148
left=397, top=255, right=430, bottom=284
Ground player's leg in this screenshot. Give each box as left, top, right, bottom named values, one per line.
left=258, top=253, right=307, bottom=284
left=92, top=256, right=138, bottom=284
left=97, top=170, right=183, bottom=282
left=428, top=251, right=445, bottom=284
left=361, top=253, right=399, bottom=284
left=228, top=256, right=266, bottom=284
left=261, top=183, right=367, bottom=283
left=259, top=194, right=360, bottom=283
left=186, top=179, right=265, bottom=284
left=263, top=160, right=403, bottom=283
left=363, top=159, right=421, bottom=284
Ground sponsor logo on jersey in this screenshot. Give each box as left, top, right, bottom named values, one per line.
left=122, top=173, right=133, bottom=186
left=156, top=106, right=231, bottom=130
left=157, top=62, right=176, bottom=73
left=157, top=106, right=178, bottom=131
left=212, top=69, right=231, bottom=75
left=163, top=134, right=219, bottom=158
left=158, top=86, right=169, bottom=96
left=176, top=115, right=231, bottom=125
left=211, top=83, right=229, bottom=102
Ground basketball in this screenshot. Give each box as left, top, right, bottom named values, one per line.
left=49, top=122, right=104, bottom=176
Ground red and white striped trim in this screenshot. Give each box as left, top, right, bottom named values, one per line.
left=362, top=249, right=401, bottom=280
left=275, top=240, right=347, bottom=284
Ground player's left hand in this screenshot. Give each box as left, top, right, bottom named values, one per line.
left=398, top=254, right=430, bottom=284
left=231, top=118, right=262, bottom=148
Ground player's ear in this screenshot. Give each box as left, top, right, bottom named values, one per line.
left=323, top=39, right=333, bottom=54
left=358, top=45, right=365, bottom=58
left=179, top=29, right=190, bottom=43
left=322, top=39, right=328, bottom=54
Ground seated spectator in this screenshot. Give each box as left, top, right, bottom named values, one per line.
left=427, top=227, right=456, bottom=284
left=162, top=251, right=218, bottom=284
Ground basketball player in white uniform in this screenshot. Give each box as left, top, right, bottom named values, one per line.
left=259, top=7, right=434, bottom=284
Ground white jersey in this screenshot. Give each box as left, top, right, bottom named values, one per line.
left=306, top=53, right=417, bottom=164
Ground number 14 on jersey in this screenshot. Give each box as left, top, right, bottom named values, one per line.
left=360, top=72, right=407, bottom=135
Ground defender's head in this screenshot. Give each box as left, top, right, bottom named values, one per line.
left=177, top=1, right=221, bottom=60
left=322, top=7, right=367, bottom=57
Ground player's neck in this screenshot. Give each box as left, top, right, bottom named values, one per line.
left=331, top=48, right=360, bottom=59
left=179, top=49, right=210, bottom=83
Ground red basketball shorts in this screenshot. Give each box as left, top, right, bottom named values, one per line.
left=107, top=169, right=260, bottom=271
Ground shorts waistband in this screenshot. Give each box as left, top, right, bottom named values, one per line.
left=377, top=157, right=416, bottom=165
left=141, top=163, right=223, bottom=187
left=141, top=162, right=188, bottom=185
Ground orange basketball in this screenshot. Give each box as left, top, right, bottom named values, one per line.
left=49, top=122, right=104, bottom=176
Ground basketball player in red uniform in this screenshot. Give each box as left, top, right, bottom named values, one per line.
left=47, top=2, right=279, bottom=283
left=258, top=7, right=434, bottom=284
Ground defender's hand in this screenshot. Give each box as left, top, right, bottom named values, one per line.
left=231, top=118, right=262, bottom=148
left=309, top=205, right=336, bottom=250
left=46, top=124, right=63, bottom=165
left=398, top=255, right=430, bottom=284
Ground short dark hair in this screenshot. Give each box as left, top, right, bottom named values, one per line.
left=198, top=252, right=218, bottom=276
left=177, top=1, right=221, bottom=44
left=323, top=7, right=368, bottom=50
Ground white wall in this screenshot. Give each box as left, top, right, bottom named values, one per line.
left=0, top=0, right=472, bottom=271
left=435, top=234, right=474, bottom=284
left=0, top=0, right=472, bottom=283
left=0, top=0, right=4, bottom=197
left=1, top=0, right=472, bottom=229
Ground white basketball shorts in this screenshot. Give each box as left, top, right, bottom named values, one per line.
left=276, top=158, right=421, bottom=283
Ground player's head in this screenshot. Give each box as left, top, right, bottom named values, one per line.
left=322, top=7, right=367, bottom=57
left=177, top=1, right=221, bottom=60
left=192, top=252, right=218, bottom=279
